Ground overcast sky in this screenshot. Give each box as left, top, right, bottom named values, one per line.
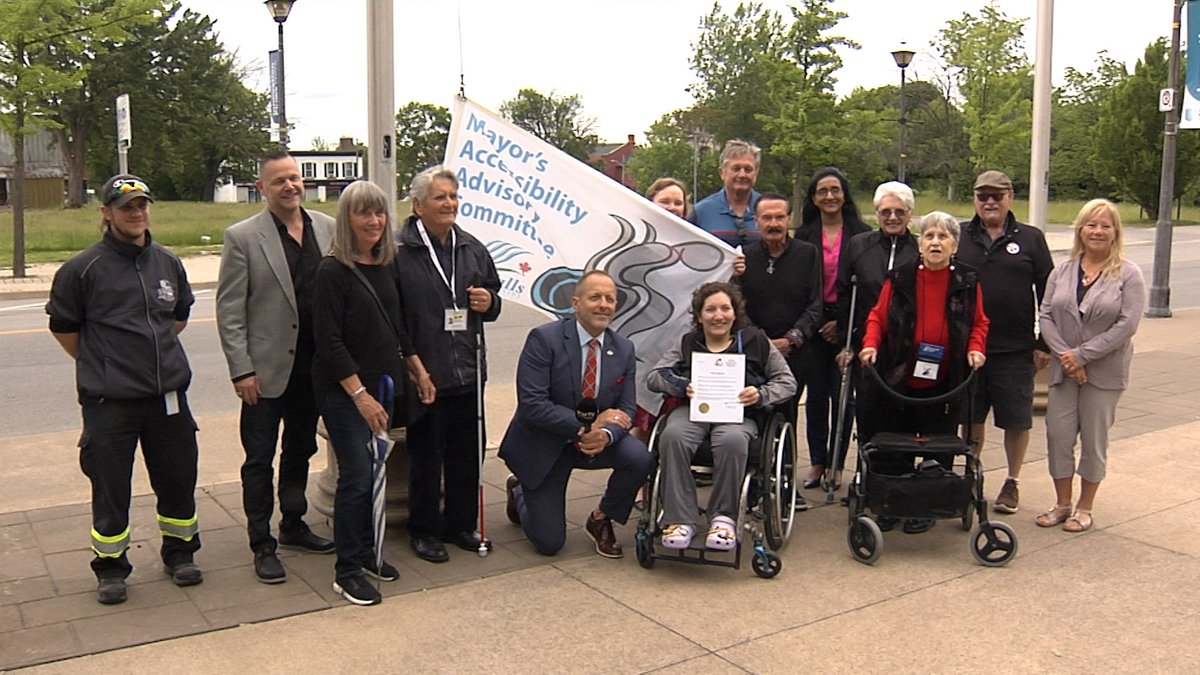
left=182, top=0, right=1173, bottom=149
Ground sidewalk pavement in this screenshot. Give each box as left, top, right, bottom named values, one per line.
left=5, top=243, right=1200, bottom=673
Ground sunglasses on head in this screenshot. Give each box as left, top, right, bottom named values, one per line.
left=974, top=191, right=1007, bottom=203
left=109, top=179, right=149, bottom=199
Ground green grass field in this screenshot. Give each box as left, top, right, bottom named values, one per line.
left=0, top=200, right=411, bottom=266
left=0, top=196, right=1192, bottom=267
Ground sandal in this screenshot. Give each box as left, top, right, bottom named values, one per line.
left=661, top=524, right=694, bottom=550
left=705, top=516, right=737, bottom=551
left=1035, top=505, right=1072, bottom=528
left=1063, top=509, right=1093, bottom=533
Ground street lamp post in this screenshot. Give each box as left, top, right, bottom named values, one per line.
left=891, top=44, right=915, bottom=183
left=264, top=0, right=296, bottom=148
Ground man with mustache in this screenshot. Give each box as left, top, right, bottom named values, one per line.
left=499, top=271, right=652, bottom=558
left=733, top=193, right=823, bottom=453
left=957, top=171, right=1054, bottom=515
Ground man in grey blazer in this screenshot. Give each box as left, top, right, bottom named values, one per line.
left=217, top=150, right=336, bottom=583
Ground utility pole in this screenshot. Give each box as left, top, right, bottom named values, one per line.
left=1028, top=0, right=1054, bottom=229
left=1147, top=0, right=1184, bottom=318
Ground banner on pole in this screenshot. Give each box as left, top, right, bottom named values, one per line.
left=1181, top=0, right=1200, bottom=128
left=268, top=50, right=282, bottom=141
left=445, top=97, right=736, bottom=416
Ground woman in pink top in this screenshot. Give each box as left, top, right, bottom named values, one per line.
left=795, top=168, right=869, bottom=490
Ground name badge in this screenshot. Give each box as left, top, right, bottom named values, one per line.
left=913, top=342, right=945, bottom=381
left=444, top=308, right=468, bottom=332
left=164, top=390, right=180, bottom=416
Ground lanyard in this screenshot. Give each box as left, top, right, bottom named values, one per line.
left=416, top=220, right=457, bottom=307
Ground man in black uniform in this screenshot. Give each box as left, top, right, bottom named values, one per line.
left=46, top=175, right=202, bottom=605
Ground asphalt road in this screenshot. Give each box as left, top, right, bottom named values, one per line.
left=0, top=289, right=547, bottom=438
left=2, top=223, right=1196, bottom=438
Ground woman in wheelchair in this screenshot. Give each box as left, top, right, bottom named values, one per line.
left=858, top=212, right=988, bottom=534
left=647, top=282, right=796, bottom=551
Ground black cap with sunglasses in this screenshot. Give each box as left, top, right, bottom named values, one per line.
left=100, top=174, right=154, bottom=208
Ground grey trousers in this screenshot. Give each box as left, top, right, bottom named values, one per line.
left=657, top=407, right=758, bottom=529
left=1045, top=379, right=1122, bottom=483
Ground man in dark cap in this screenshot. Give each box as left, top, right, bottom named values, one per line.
left=46, top=174, right=202, bottom=605
left=957, top=170, right=1054, bottom=515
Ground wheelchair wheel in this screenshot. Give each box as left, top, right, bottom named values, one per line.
left=751, top=551, right=782, bottom=579
left=635, top=528, right=654, bottom=569
left=763, top=415, right=796, bottom=551
left=970, top=521, right=1018, bottom=567
left=848, top=516, right=883, bottom=565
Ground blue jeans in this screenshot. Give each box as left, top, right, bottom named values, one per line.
left=239, top=369, right=319, bottom=552
left=320, top=392, right=375, bottom=579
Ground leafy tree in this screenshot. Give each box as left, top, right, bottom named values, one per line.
left=499, top=89, right=598, bottom=162
left=0, top=0, right=157, bottom=275
left=936, top=4, right=1032, bottom=185
left=758, top=0, right=858, bottom=213
left=625, top=110, right=720, bottom=200
left=1092, top=39, right=1200, bottom=219
left=81, top=5, right=269, bottom=201
left=394, top=101, right=449, bottom=192
left=1049, top=53, right=1126, bottom=200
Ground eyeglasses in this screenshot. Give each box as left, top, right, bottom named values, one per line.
left=878, top=208, right=908, bottom=218
left=108, top=179, right=149, bottom=199
left=974, top=191, right=1008, bottom=203
left=816, top=186, right=842, bottom=197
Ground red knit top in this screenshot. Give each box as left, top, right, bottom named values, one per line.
left=863, top=266, right=989, bottom=389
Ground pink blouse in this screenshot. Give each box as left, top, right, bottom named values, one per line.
left=822, top=227, right=842, bottom=303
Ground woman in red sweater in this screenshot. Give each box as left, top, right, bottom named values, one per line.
left=858, top=211, right=988, bottom=533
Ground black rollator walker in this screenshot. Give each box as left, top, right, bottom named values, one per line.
left=844, top=366, right=1018, bottom=566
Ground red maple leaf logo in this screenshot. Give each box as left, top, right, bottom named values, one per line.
left=519, top=262, right=531, bottom=274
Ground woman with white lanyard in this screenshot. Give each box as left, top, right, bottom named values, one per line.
left=395, top=166, right=503, bottom=564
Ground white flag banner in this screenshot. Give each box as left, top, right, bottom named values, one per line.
left=445, top=96, right=736, bottom=421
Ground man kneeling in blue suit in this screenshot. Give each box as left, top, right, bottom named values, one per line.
left=499, top=271, right=652, bottom=558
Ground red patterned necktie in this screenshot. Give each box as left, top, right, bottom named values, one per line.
left=582, top=338, right=599, bottom=399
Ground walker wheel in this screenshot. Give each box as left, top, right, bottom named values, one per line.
left=971, top=521, right=1018, bottom=567
left=848, top=516, right=883, bottom=565
left=961, top=500, right=975, bottom=531
left=752, top=551, right=782, bottom=578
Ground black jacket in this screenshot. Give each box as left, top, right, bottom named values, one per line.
left=395, top=216, right=502, bottom=397
left=876, top=261, right=981, bottom=394
left=956, top=213, right=1053, bottom=354
left=311, top=257, right=415, bottom=405
left=46, top=230, right=194, bottom=400
left=836, top=229, right=919, bottom=350
left=735, top=237, right=823, bottom=347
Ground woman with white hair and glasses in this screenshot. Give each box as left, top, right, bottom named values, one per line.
left=835, top=182, right=920, bottom=456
